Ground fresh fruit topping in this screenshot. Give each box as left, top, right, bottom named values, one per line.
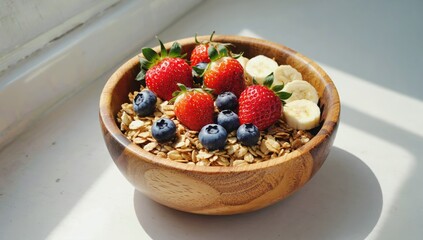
left=283, top=80, right=319, bottom=104
left=236, top=123, right=260, bottom=146
left=173, top=84, right=214, bottom=131
left=217, top=110, right=240, bottom=132
left=151, top=118, right=177, bottom=142
left=283, top=99, right=320, bottom=130
left=190, top=32, right=216, bottom=67
left=133, top=90, right=157, bottom=117
left=191, top=44, right=210, bottom=67
left=238, top=73, right=291, bottom=130
left=239, top=85, right=281, bottom=130
left=236, top=55, right=249, bottom=70
left=273, top=65, right=303, bottom=85
left=215, top=92, right=238, bottom=111
left=245, top=55, right=278, bottom=84
left=202, top=46, right=246, bottom=96
left=191, top=42, right=246, bottom=97
left=199, top=124, right=228, bottom=150
left=136, top=38, right=193, bottom=100
left=204, top=56, right=246, bottom=97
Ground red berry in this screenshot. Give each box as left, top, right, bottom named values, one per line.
left=137, top=39, right=194, bottom=101
left=203, top=57, right=246, bottom=97
left=145, top=58, right=193, bottom=101
left=174, top=90, right=215, bottom=131
left=238, top=85, right=282, bottom=130
left=190, top=44, right=210, bottom=67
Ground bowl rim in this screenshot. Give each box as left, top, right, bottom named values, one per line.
left=99, top=35, right=340, bottom=174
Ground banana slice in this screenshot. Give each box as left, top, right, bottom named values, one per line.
left=273, top=65, right=302, bottom=85
left=284, top=99, right=320, bottom=130
left=283, top=80, right=319, bottom=104
left=236, top=55, right=249, bottom=69
left=245, top=55, right=278, bottom=84
left=237, top=56, right=253, bottom=86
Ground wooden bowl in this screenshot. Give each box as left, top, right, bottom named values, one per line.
left=99, top=35, right=340, bottom=215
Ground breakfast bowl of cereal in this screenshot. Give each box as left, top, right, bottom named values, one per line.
left=99, top=34, right=340, bottom=215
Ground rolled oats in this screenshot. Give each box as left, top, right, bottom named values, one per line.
left=233, top=160, right=248, bottom=167
left=265, top=138, right=281, bottom=153
left=143, top=142, right=158, bottom=151
left=133, top=137, right=147, bottom=144
left=121, top=112, right=132, bottom=126
left=260, top=141, right=270, bottom=154
left=244, top=153, right=254, bottom=163
left=117, top=87, right=317, bottom=167
left=129, top=120, right=144, bottom=130
left=197, top=150, right=213, bottom=160
left=168, top=150, right=183, bottom=160
left=235, top=145, right=248, bottom=158
left=228, top=137, right=237, bottom=144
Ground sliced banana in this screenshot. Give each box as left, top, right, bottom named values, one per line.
left=236, top=56, right=251, bottom=85
left=284, top=80, right=319, bottom=104
left=245, top=55, right=278, bottom=84
left=236, top=55, right=249, bottom=69
left=273, top=65, right=302, bottom=85
left=284, top=99, right=320, bottom=130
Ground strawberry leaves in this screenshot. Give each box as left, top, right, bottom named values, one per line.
left=260, top=72, right=292, bottom=103
left=192, top=45, right=229, bottom=78
left=276, top=91, right=292, bottom=101
left=271, top=85, right=284, bottom=92
left=169, top=42, right=182, bottom=57
left=170, top=83, right=192, bottom=104
left=207, top=44, right=233, bottom=61
left=142, top=48, right=159, bottom=62
left=194, top=31, right=216, bottom=44
left=208, top=45, right=221, bottom=61
left=263, top=73, right=274, bottom=88
left=170, top=83, right=214, bottom=108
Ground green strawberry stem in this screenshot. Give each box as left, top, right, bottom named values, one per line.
left=208, top=46, right=221, bottom=61
left=191, top=45, right=230, bottom=77
left=142, top=47, right=159, bottom=62
left=194, top=31, right=216, bottom=44
left=263, top=73, right=274, bottom=88
left=258, top=72, right=292, bottom=102
left=169, top=42, right=182, bottom=57
left=170, top=83, right=214, bottom=104
left=271, top=85, right=284, bottom=92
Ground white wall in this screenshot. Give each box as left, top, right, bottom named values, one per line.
left=0, top=0, right=120, bottom=74
left=0, top=0, right=203, bottom=150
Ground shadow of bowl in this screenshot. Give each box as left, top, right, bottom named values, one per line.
left=134, top=147, right=382, bottom=240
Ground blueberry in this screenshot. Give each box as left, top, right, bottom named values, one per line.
left=199, top=124, right=228, bottom=150
left=151, top=118, right=176, bottom=143
left=217, top=110, right=240, bottom=132
left=133, top=90, right=157, bottom=116
left=215, top=92, right=238, bottom=111
left=237, top=123, right=260, bottom=146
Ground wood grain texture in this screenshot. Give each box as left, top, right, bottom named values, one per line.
left=99, top=35, right=340, bottom=215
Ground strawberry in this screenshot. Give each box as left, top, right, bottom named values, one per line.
left=199, top=45, right=246, bottom=97
left=136, top=38, right=193, bottom=101
left=238, top=73, right=292, bottom=130
left=190, top=32, right=215, bottom=67
left=173, top=84, right=215, bottom=131
left=190, top=43, right=210, bottom=67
